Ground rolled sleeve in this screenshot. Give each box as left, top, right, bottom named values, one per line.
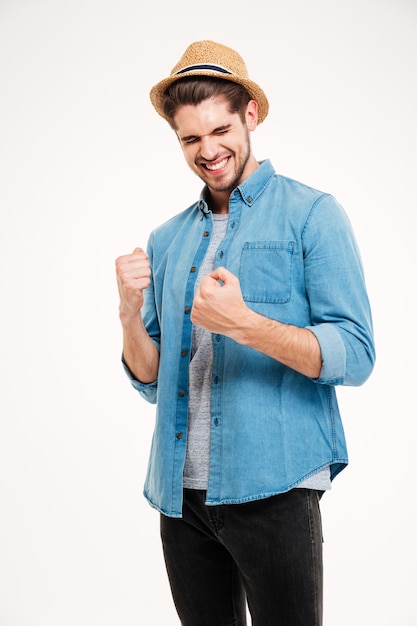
left=306, top=324, right=346, bottom=384
left=121, top=355, right=158, bottom=404
left=303, top=194, right=375, bottom=387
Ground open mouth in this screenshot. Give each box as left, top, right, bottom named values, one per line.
left=204, top=157, right=229, bottom=172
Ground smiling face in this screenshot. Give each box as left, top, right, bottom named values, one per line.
left=174, top=95, right=259, bottom=213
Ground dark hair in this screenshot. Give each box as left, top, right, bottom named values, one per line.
left=161, top=77, right=252, bottom=128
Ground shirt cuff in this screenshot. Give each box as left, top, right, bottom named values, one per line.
left=306, top=324, right=346, bottom=384
left=121, top=354, right=158, bottom=393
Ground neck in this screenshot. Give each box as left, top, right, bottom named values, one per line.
left=208, top=190, right=230, bottom=214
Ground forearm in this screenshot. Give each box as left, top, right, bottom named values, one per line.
left=192, top=267, right=322, bottom=378
left=116, top=247, right=159, bottom=383
left=120, top=311, right=160, bottom=384
left=230, top=308, right=322, bottom=379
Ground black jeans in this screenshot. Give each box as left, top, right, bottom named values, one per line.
left=160, top=488, right=323, bottom=626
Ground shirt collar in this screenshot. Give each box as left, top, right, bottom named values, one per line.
left=198, top=159, right=275, bottom=215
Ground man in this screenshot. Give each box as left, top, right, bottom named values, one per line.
left=115, top=40, right=375, bottom=626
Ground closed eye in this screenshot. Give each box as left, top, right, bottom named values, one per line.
left=180, top=124, right=232, bottom=146
left=182, top=136, right=199, bottom=145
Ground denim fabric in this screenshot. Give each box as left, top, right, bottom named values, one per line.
left=160, top=488, right=323, bottom=626
left=124, top=160, right=375, bottom=517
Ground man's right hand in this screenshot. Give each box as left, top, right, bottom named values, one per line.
left=115, top=247, right=151, bottom=318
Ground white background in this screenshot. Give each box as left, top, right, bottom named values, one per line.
left=1, top=0, right=416, bottom=624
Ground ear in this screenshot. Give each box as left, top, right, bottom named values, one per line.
left=245, top=100, right=259, bottom=131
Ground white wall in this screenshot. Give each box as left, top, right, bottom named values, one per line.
left=1, top=1, right=416, bottom=624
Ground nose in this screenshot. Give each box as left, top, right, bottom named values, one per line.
left=200, top=135, right=220, bottom=161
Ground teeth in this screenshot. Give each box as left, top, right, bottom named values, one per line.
left=206, top=158, right=228, bottom=171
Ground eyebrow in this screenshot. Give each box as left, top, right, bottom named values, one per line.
left=179, top=123, right=232, bottom=143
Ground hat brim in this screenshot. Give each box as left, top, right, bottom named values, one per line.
left=150, top=70, right=269, bottom=124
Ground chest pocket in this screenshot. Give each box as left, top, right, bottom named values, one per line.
left=239, top=241, right=294, bottom=304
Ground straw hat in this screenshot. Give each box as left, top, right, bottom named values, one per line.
left=149, top=40, right=269, bottom=124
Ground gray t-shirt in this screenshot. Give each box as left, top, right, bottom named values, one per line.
left=183, top=214, right=228, bottom=489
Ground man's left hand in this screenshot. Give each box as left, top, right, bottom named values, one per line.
left=191, top=267, right=249, bottom=336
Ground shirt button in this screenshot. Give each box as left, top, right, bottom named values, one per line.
left=184, top=306, right=191, bottom=314
left=203, top=231, right=210, bottom=237
left=190, top=266, right=196, bottom=273
left=181, top=349, right=188, bottom=357
left=247, top=196, right=253, bottom=202
left=176, top=432, right=183, bottom=439
left=178, top=390, right=185, bottom=398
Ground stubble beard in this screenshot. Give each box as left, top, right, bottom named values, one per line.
left=202, top=131, right=251, bottom=194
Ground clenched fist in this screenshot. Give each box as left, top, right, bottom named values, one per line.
left=191, top=266, right=249, bottom=338
left=115, top=247, right=151, bottom=318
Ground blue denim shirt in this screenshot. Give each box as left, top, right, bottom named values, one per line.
left=124, top=160, right=375, bottom=518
